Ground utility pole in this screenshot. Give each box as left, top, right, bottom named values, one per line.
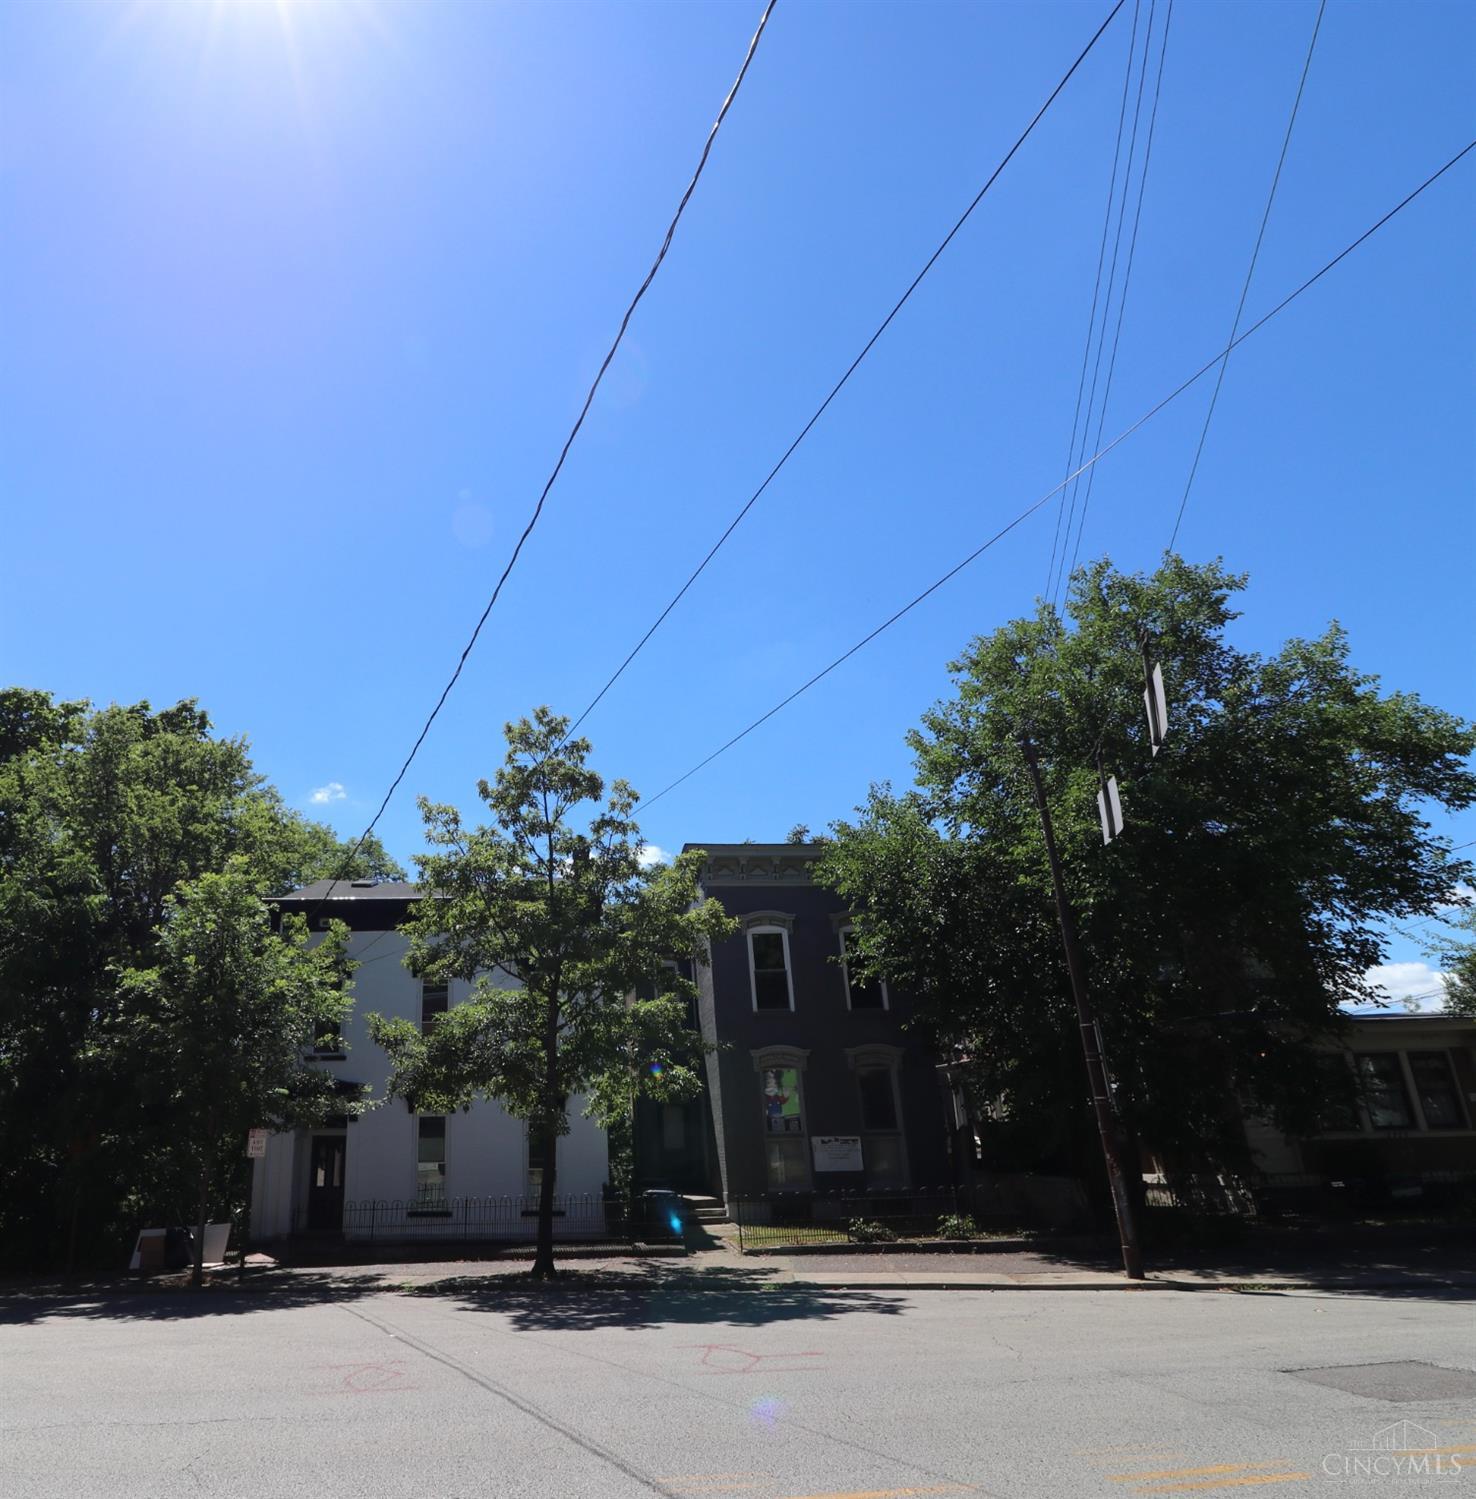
left=1020, top=736, right=1145, bottom=1281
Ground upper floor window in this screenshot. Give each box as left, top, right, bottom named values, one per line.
left=309, top=1014, right=343, bottom=1055
left=748, top=928, right=794, bottom=1011
left=421, top=981, right=449, bottom=1037
left=840, top=926, right=887, bottom=1010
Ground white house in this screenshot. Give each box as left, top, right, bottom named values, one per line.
left=250, top=880, right=610, bottom=1243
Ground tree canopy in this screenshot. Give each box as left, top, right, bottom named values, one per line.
left=368, top=708, right=735, bottom=1277
left=818, top=559, right=1475, bottom=1181
left=0, top=687, right=390, bottom=1267
left=115, top=868, right=360, bottom=1282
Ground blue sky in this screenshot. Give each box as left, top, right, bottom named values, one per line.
left=3, top=0, right=1472, bottom=1004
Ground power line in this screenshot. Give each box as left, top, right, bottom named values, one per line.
left=1051, top=0, right=1159, bottom=607
left=638, top=142, right=1475, bottom=810
left=1044, top=0, right=1143, bottom=600
left=1062, top=0, right=1175, bottom=590
left=306, top=0, right=778, bottom=920
left=559, top=0, right=1130, bottom=747
left=1167, top=0, right=1326, bottom=553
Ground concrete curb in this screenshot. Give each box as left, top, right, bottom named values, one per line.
left=781, top=1274, right=1476, bottom=1293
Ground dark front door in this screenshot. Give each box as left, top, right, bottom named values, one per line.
left=307, top=1135, right=346, bottom=1232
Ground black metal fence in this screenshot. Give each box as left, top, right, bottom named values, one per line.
left=732, top=1188, right=1016, bottom=1252
left=341, top=1193, right=686, bottom=1249
left=1146, top=1169, right=1476, bottom=1220
left=732, top=1170, right=1476, bottom=1251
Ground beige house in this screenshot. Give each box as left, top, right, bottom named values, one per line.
left=1245, top=1012, right=1476, bottom=1177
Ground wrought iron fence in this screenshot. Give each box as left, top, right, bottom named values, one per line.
left=731, top=1188, right=1021, bottom=1251
left=1146, top=1170, right=1476, bottom=1219
left=341, top=1193, right=686, bottom=1248
left=733, top=1170, right=1476, bottom=1250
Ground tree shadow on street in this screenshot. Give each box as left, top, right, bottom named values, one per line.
left=0, top=1261, right=908, bottom=1330
left=408, top=1262, right=907, bottom=1332
left=0, top=1270, right=398, bottom=1326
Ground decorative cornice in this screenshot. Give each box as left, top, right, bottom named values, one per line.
left=739, top=909, right=795, bottom=934
left=698, top=851, right=818, bottom=887
left=752, top=1045, right=811, bottom=1073
left=844, top=1043, right=904, bottom=1072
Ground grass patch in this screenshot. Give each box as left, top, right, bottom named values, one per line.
left=737, top=1225, right=849, bottom=1250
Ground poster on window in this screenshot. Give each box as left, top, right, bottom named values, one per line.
left=811, top=1135, right=864, bottom=1172
left=762, top=1068, right=803, bottom=1133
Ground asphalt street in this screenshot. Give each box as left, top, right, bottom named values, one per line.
left=3, top=1277, right=1474, bottom=1499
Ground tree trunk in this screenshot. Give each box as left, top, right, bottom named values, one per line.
left=530, top=1118, right=559, bottom=1280
left=530, top=991, right=561, bottom=1280
left=192, top=1157, right=210, bottom=1289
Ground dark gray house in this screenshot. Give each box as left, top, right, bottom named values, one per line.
left=634, top=843, right=951, bottom=1204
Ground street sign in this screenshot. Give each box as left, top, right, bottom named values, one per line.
left=1143, top=660, right=1168, bottom=755
left=246, top=1128, right=269, bottom=1160
left=1097, top=775, right=1123, bottom=845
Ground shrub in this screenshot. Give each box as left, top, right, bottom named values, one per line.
left=847, top=1218, right=897, bottom=1244
left=936, top=1212, right=979, bottom=1240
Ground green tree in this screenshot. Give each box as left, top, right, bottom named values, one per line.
left=0, top=688, right=388, bottom=1266
left=367, top=708, right=735, bottom=1279
left=819, top=558, right=1475, bottom=1185
left=1439, top=909, right=1476, bottom=1017
left=115, top=869, right=360, bottom=1284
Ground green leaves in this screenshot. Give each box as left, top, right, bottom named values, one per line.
left=821, top=557, right=1476, bottom=1176
left=369, top=709, right=736, bottom=1219
left=0, top=689, right=385, bottom=1267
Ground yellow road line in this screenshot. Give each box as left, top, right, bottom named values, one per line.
left=783, top=1487, right=972, bottom=1499
left=1133, top=1477, right=1309, bottom=1495
left=1078, top=1451, right=1186, bottom=1461
left=1111, top=1464, right=1295, bottom=1483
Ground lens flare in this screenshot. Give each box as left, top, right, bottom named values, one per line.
left=748, top=1395, right=785, bottom=1429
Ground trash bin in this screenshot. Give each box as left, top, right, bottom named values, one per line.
left=639, top=1189, right=686, bottom=1243
left=164, top=1226, right=195, bottom=1270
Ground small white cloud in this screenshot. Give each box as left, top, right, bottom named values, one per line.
left=637, top=844, right=669, bottom=868
left=1361, top=961, right=1449, bottom=1013
left=309, top=782, right=347, bottom=806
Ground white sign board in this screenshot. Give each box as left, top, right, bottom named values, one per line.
left=246, top=1128, right=269, bottom=1160
left=1097, top=775, right=1123, bottom=845
left=1144, top=661, right=1168, bottom=754
left=811, top=1135, right=864, bottom=1172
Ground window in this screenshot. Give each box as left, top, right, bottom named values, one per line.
left=840, top=927, right=887, bottom=1010
left=661, top=1102, right=687, bottom=1152
left=748, top=928, right=794, bottom=1011
left=415, top=1117, right=446, bottom=1205
left=858, top=1069, right=898, bottom=1131
left=857, top=1067, right=906, bottom=1188
left=310, top=1015, right=343, bottom=1055
left=1356, top=1053, right=1413, bottom=1130
left=761, top=1067, right=807, bottom=1187
left=1312, top=1052, right=1360, bottom=1132
left=527, top=1129, right=546, bottom=1198
left=1408, top=1051, right=1467, bottom=1130
left=421, top=981, right=449, bottom=1037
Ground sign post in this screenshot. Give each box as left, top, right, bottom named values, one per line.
left=241, top=1129, right=267, bottom=1282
